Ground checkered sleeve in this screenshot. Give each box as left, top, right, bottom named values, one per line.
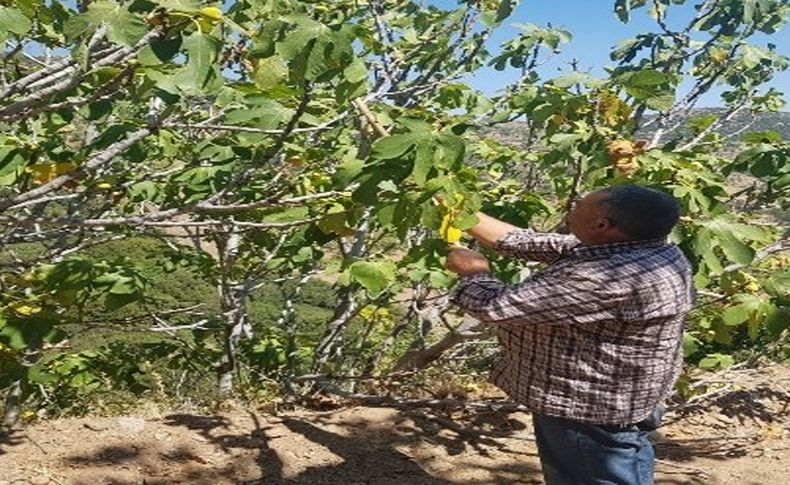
left=495, top=229, right=580, bottom=264
left=452, top=271, right=624, bottom=326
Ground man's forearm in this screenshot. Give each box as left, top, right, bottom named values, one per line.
left=467, top=212, right=520, bottom=248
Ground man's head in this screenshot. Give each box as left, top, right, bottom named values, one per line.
left=566, top=185, right=680, bottom=245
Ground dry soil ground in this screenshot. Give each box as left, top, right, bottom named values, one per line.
left=2, top=365, right=789, bottom=485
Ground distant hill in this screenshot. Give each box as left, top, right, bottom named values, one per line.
left=637, top=108, right=790, bottom=147
left=483, top=109, right=790, bottom=150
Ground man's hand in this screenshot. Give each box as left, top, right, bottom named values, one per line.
left=446, top=247, right=491, bottom=276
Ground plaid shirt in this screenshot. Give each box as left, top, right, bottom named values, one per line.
left=453, top=229, right=694, bottom=425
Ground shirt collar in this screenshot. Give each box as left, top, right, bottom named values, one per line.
left=570, top=238, right=668, bottom=258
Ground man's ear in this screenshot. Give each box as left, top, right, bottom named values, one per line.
left=595, top=217, right=614, bottom=231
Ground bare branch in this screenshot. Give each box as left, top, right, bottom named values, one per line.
left=0, top=214, right=324, bottom=229
left=0, top=127, right=154, bottom=211
left=196, top=190, right=351, bottom=213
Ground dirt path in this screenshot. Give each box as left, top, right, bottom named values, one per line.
left=2, top=367, right=789, bottom=484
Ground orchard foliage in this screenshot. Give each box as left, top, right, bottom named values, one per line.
left=0, top=0, right=789, bottom=418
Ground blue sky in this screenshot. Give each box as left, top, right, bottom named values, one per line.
left=429, top=0, right=790, bottom=107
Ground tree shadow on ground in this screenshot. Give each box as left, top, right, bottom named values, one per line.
left=164, top=412, right=286, bottom=484
left=277, top=416, right=451, bottom=484
left=158, top=407, right=541, bottom=484
left=657, top=385, right=790, bottom=463
left=0, top=428, right=24, bottom=456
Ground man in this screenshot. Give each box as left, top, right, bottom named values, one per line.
left=446, top=184, right=693, bottom=485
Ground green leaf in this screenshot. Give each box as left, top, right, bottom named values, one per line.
left=317, top=204, right=355, bottom=236
left=181, top=33, right=223, bottom=91
left=614, top=0, right=630, bottom=22
left=644, top=93, right=675, bottom=111
left=0, top=359, right=25, bottom=390
left=28, top=364, right=58, bottom=385
left=698, top=353, right=734, bottom=370
left=154, top=0, right=204, bottom=11
left=252, top=55, right=288, bottom=90
left=740, top=44, right=766, bottom=69
left=682, top=333, right=699, bottom=357
left=711, top=221, right=771, bottom=242
left=349, top=261, right=397, bottom=295
left=343, top=59, right=368, bottom=83
left=0, top=6, right=32, bottom=42
left=371, top=133, right=422, bottom=160
left=481, top=0, right=517, bottom=27
left=0, top=319, right=67, bottom=351
left=276, top=15, right=331, bottom=61
left=437, top=134, right=465, bottom=168
left=714, top=229, right=755, bottom=266
left=138, top=36, right=183, bottom=66
left=151, top=33, right=223, bottom=94
left=722, top=304, right=750, bottom=326
left=743, top=131, right=783, bottom=144
left=549, top=133, right=584, bottom=150
left=334, top=159, right=365, bottom=185
left=764, top=270, right=790, bottom=297
left=412, top=142, right=436, bottom=187
left=225, top=102, right=294, bottom=129
left=553, top=72, right=594, bottom=88
left=742, top=0, right=757, bottom=24
left=626, top=69, right=674, bottom=86
left=104, top=293, right=140, bottom=311
left=86, top=0, right=149, bottom=47
left=0, top=146, right=25, bottom=186
left=694, top=227, right=723, bottom=274
left=764, top=304, right=790, bottom=337
left=399, top=118, right=433, bottom=133
left=722, top=294, right=762, bottom=326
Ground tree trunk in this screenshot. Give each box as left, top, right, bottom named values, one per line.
left=215, top=229, right=251, bottom=397
left=3, top=348, right=40, bottom=428
left=311, top=285, right=359, bottom=374
left=311, top=214, right=370, bottom=374
left=280, top=272, right=313, bottom=395
left=2, top=381, right=25, bottom=428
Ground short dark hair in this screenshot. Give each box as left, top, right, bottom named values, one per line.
left=595, top=185, right=680, bottom=240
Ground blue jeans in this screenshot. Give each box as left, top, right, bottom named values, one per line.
left=532, top=406, right=664, bottom=485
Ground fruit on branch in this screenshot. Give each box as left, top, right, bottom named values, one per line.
left=200, top=7, right=223, bottom=22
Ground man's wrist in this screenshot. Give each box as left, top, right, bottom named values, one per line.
left=458, top=270, right=492, bottom=279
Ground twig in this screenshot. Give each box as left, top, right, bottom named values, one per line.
left=656, top=459, right=711, bottom=478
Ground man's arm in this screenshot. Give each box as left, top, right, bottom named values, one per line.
left=466, top=212, right=579, bottom=264
left=466, top=212, right=520, bottom=248
left=452, top=271, right=624, bottom=326
left=446, top=247, right=623, bottom=325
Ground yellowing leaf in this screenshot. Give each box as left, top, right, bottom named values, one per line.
left=597, top=93, right=633, bottom=126
left=607, top=139, right=646, bottom=176
left=440, top=213, right=463, bottom=244
left=11, top=302, right=42, bottom=315
left=26, top=163, right=77, bottom=184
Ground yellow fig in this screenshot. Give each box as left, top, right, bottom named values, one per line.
left=200, top=6, right=223, bottom=21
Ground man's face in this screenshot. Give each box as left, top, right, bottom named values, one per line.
left=566, top=192, right=617, bottom=245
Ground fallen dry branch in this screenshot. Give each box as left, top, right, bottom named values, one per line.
left=656, top=459, right=711, bottom=478
left=311, top=379, right=526, bottom=413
